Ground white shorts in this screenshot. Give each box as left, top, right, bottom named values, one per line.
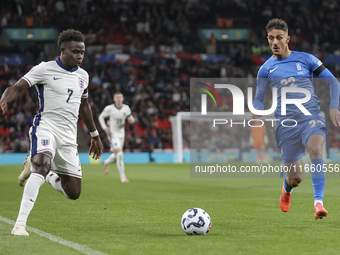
left=109, top=136, right=124, bottom=151
left=29, top=126, right=82, bottom=178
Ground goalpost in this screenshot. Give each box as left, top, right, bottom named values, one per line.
left=170, top=112, right=253, bottom=163
left=170, top=112, right=327, bottom=163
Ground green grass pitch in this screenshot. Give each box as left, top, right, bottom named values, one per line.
left=1, top=162, right=340, bottom=255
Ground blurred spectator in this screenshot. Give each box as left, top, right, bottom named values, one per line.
left=85, top=29, right=97, bottom=45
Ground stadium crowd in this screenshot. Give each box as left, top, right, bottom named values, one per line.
left=1, top=0, right=340, bottom=153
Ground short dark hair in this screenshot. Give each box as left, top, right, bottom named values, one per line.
left=114, top=92, right=123, bottom=96
left=57, top=29, right=85, bottom=47
left=266, top=18, right=288, bottom=33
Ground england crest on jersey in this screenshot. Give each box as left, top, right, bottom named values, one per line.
left=41, top=139, right=50, bottom=146
left=79, top=78, right=85, bottom=89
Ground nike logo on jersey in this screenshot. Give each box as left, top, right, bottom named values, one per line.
left=269, top=66, right=279, bottom=73
left=53, top=77, right=62, bottom=80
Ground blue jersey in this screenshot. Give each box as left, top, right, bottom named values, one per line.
left=253, top=51, right=340, bottom=162
left=254, top=51, right=324, bottom=121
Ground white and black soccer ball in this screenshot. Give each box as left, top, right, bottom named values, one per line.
left=181, top=208, right=211, bottom=235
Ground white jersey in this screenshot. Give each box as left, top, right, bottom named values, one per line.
left=22, top=58, right=89, bottom=144
left=98, top=104, right=132, bottom=138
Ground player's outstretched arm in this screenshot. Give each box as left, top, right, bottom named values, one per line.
left=317, top=67, right=340, bottom=127
left=79, top=97, right=103, bottom=159
left=0, top=79, right=30, bottom=114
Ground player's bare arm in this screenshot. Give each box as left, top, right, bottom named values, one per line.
left=127, top=116, right=135, bottom=124
left=329, top=108, right=340, bottom=127
left=105, top=127, right=111, bottom=135
left=79, top=97, right=103, bottom=159
left=0, top=79, right=30, bottom=114
left=98, top=108, right=110, bottom=135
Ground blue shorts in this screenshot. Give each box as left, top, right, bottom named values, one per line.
left=276, top=116, right=328, bottom=163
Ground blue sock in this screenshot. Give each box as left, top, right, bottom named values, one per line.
left=311, top=158, right=326, bottom=201
left=283, top=175, right=293, bottom=193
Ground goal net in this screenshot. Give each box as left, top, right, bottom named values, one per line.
left=170, top=111, right=327, bottom=164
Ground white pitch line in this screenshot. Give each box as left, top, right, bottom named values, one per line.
left=0, top=215, right=107, bottom=255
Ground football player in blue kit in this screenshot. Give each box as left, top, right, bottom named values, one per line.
left=252, top=19, right=340, bottom=219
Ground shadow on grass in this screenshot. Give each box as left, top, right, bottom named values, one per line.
left=148, top=232, right=219, bottom=237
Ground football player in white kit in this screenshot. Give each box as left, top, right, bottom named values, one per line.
left=98, top=92, right=134, bottom=182
left=0, top=29, right=102, bottom=236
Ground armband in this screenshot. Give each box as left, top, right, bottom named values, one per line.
left=313, top=65, right=325, bottom=76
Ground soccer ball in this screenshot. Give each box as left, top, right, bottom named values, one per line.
left=181, top=208, right=211, bottom=235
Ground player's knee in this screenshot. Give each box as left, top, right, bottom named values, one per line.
left=116, top=151, right=123, bottom=160
left=67, top=190, right=81, bottom=200
left=31, top=157, right=51, bottom=177
left=307, top=146, right=322, bottom=158
left=68, top=194, right=80, bottom=200
left=114, top=149, right=122, bottom=154
left=59, top=175, right=81, bottom=200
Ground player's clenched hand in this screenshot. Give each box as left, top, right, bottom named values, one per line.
left=329, top=108, right=340, bottom=127
left=105, top=127, right=111, bottom=135
left=0, top=99, right=7, bottom=114
left=89, top=136, right=103, bottom=160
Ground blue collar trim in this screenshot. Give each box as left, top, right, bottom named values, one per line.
left=56, top=57, right=78, bottom=72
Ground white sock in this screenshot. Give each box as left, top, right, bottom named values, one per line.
left=104, top=153, right=116, bottom=165
left=314, top=199, right=323, bottom=206
left=46, top=172, right=69, bottom=198
left=116, top=151, right=126, bottom=179
left=15, top=173, right=45, bottom=227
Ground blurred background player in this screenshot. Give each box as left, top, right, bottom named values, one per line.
left=0, top=29, right=102, bottom=236
left=252, top=18, right=340, bottom=220
left=99, top=92, right=134, bottom=182
left=249, top=121, right=268, bottom=163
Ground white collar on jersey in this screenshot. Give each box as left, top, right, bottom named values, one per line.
left=114, top=103, right=123, bottom=110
